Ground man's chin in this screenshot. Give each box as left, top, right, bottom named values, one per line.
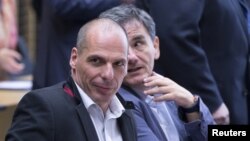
left=123, top=78, right=143, bottom=86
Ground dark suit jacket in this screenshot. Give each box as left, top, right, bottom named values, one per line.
left=137, top=0, right=249, bottom=124
left=119, top=87, right=215, bottom=141
left=32, top=0, right=124, bottom=89
left=6, top=78, right=137, bottom=141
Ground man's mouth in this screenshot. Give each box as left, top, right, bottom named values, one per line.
left=93, top=83, right=113, bottom=90
left=128, top=67, right=141, bottom=73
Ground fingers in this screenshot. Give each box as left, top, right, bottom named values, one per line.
left=0, top=48, right=24, bottom=74
left=144, top=76, right=172, bottom=96
left=144, top=72, right=194, bottom=107
left=9, top=49, right=23, bottom=62
left=143, top=74, right=177, bottom=102
left=144, top=72, right=173, bottom=87
left=153, top=93, right=174, bottom=102
left=7, top=58, right=24, bottom=74
left=212, top=103, right=230, bottom=125
left=214, top=116, right=230, bottom=125
left=144, top=72, right=177, bottom=96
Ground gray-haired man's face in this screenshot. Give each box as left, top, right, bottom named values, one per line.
left=123, top=20, right=160, bottom=86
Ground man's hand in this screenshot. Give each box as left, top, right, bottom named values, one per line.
left=212, top=103, right=230, bottom=125
left=0, top=48, right=24, bottom=74
left=143, top=72, right=196, bottom=108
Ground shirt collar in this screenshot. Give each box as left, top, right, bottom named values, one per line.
left=74, top=82, right=125, bottom=117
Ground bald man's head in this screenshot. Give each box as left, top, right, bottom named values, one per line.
left=76, top=18, right=128, bottom=54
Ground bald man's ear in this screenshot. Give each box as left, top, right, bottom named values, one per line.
left=70, top=47, right=78, bottom=69
left=153, top=36, right=160, bottom=60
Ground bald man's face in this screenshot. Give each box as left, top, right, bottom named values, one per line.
left=70, top=23, right=128, bottom=106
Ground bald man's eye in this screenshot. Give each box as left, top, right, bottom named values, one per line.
left=88, top=57, right=102, bottom=65
left=114, top=61, right=125, bottom=67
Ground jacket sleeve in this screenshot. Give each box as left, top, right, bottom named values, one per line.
left=136, top=0, right=224, bottom=113
left=6, top=92, right=54, bottom=141
left=183, top=97, right=215, bottom=141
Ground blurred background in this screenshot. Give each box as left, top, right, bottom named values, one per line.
left=17, top=0, right=36, bottom=62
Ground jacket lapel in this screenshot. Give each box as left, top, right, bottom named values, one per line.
left=118, top=111, right=137, bottom=141
left=66, top=77, right=99, bottom=141
left=76, top=103, right=99, bottom=141
left=66, top=77, right=137, bottom=141
left=120, top=86, right=168, bottom=141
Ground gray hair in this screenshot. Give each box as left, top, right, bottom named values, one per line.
left=99, top=4, right=156, bottom=40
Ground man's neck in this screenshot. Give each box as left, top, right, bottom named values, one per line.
left=131, top=83, right=145, bottom=93
left=130, top=84, right=153, bottom=99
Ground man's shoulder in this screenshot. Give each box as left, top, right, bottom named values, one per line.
left=31, top=81, right=65, bottom=95
left=22, top=81, right=67, bottom=104
left=18, top=81, right=76, bottom=112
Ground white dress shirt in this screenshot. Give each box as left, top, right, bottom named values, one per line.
left=75, top=83, right=125, bottom=141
